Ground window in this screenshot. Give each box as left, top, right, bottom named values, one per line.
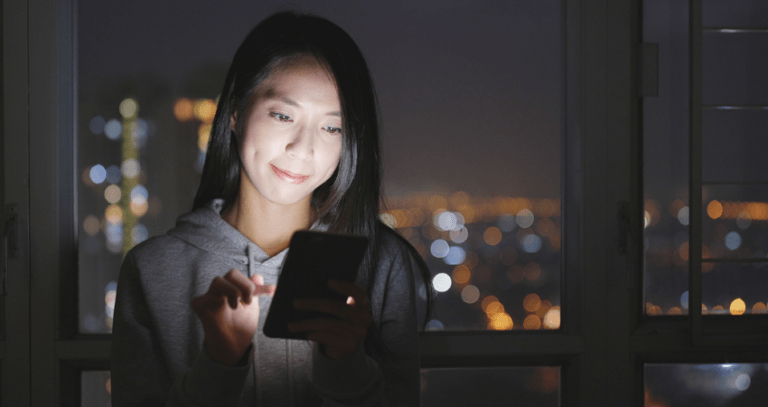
left=10, top=0, right=766, bottom=405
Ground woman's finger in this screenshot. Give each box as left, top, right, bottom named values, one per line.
left=208, top=275, right=243, bottom=308
left=224, top=269, right=256, bottom=304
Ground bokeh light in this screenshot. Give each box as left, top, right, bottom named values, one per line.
left=523, top=293, right=542, bottom=312
left=543, top=307, right=561, bottom=329
left=452, top=265, right=470, bottom=284
left=516, top=209, right=534, bottom=228
left=432, top=273, right=451, bottom=293
left=104, top=184, right=121, bottom=204
left=707, top=200, right=723, bottom=219
left=194, top=98, right=217, bottom=123
left=83, top=215, right=100, bottom=236
left=430, top=239, right=450, bottom=258
left=121, top=158, right=140, bottom=179
left=104, top=119, right=122, bottom=140
left=730, top=298, right=746, bottom=315
left=173, top=98, right=194, bottom=122
left=724, top=231, right=742, bottom=251
left=483, top=227, right=502, bottom=246
left=522, top=234, right=543, bottom=253
left=523, top=314, right=542, bottom=330
left=105, top=205, right=123, bottom=224
left=444, top=246, right=466, bottom=265
left=89, top=164, right=107, bottom=184
left=119, top=98, right=138, bottom=119
left=460, top=285, right=479, bottom=303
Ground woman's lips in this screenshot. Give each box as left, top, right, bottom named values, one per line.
left=271, top=164, right=309, bottom=184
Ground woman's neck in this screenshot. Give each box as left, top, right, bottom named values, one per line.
left=221, top=177, right=314, bottom=257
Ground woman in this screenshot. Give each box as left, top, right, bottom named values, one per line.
left=111, top=10, right=433, bottom=407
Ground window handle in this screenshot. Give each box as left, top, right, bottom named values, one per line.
left=2, top=205, right=19, bottom=296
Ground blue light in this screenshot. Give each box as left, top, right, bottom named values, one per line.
left=104, top=119, right=122, bottom=140
left=430, top=239, right=450, bottom=258
left=443, top=246, right=466, bottom=265
left=106, top=165, right=121, bottom=184
left=522, top=234, right=542, bottom=253
left=725, top=231, right=742, bottom=251
left=89, top=116, right=105, bottom=135
left=89, top=164, right=107, bottom=184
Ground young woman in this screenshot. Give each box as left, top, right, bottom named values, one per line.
left=111, top=10, right=433, bottom=407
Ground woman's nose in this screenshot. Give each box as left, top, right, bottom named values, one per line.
left=285, top=125, right=314, bottom=161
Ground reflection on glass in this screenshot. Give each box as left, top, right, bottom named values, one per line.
left=421, top=367, right=559, bottom=407
left=646, top=364, right=768, bottom=407
left=81, top=371, right=111, bottom=407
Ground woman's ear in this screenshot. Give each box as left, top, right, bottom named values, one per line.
left=230, top=113, right=237, bottom=133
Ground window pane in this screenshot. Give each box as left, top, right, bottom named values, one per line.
left=703, top=32, right=768, bottom=106
left=77, top=1, right=562, bottom=333
left=703, top=0, right=768, bottom=27
left=702, top=185, right=768, bottom=260
left=81, top=371, right=111, bottom=407
left=702, top=262, right=768, bottom=315
left=421, top=367, right=559, bottom=406
left=643, top=0, right=690, bottom=316
left=646, top=364, right=767, bottom=406
left=703, top=109, right=768, bottom=183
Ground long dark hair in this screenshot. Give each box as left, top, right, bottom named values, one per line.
left=193, top=11, right=433, bottom=357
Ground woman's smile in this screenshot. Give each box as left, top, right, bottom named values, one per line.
left=270, top=164, right=309, bottom=184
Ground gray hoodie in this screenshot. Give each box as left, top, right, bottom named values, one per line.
left=111, top=199, right=420, bottom=406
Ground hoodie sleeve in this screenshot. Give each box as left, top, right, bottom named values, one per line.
left=111, top=251, right=252, bottom=407
left=311, top=239, right=421, bottom=407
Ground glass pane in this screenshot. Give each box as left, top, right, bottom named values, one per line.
left=703, top=109, right=768, bottom=183
left=703, top=0, right=768, bottom=27
left=78, top=2, right=562, bottom=332
left=646, top=363, right=768, bottom=406
left=703, top=32, right=768, bottom=106
left=81, top=371, right=111, bottom=407
left=702, top=263, right=768, bottom=315
left=421, top=367, right=559, bottom=406
left=702, top=185, right=768, bottom=260
left=643, top=0, right=691, bottom=316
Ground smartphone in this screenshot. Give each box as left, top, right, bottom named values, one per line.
left=263, top=230, right=369, bottom=339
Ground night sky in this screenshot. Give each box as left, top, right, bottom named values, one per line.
left=78, top=0, right=562, bottom=199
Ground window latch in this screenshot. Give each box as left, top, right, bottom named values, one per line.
left=2, top=205, right=19, bottom=296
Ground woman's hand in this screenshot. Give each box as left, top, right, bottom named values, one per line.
left=191, top=269, right=275, bottom=366
left=288, top=280, right=373, bottom=361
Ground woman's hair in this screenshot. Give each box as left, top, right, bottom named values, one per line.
left=193, top=11, right=433, bottom=357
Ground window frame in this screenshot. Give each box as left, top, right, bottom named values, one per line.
left=15, top=0, right=749, bottom=405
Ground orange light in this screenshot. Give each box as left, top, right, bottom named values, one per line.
left=483, top=226, right=502, bottom=246
left=752, top=302, right=766, bottom=314
left=707, top=200, right=723, bottom=219
left=448, top=191, right=469, bottom=209
left=105, top=204, right=123, bottom=224
left=543, top=307, right=560, bottom=329
left=198, top=124, right=212, bottom=151
left=536, top=300, right=553, bottom=318
left=130, top=200, right=149, bottom=217
left=426, top=195, right=447, bottom=213
left=488, top=313, right=513, bottom=330
left=730, top=298, right=746, bottom=315
left=667, top=307, right=682, bottom=315
left=481, top=295, right=499, bottom=312
left=524, top=262, right=542, bottom=281
left=452, top=265, right=471, bottom=284
left=523, top=314, right=542, bottom=330
left=194, top=99, right=217, bottom=123
left=173, top=98, right=194, bottom=122
left=523, top=293, right=542, bottom=312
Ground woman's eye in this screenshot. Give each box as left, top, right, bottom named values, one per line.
left=270, top=112, right=291, bottom=122
left=323, top=126, right=343, bottom=134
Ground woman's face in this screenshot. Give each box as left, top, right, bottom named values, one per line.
left=233, top=57, right=343, bottom=208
